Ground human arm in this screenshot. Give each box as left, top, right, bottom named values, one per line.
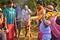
left=14, top=16, right=17, bottom=28
left=43, top=10, right=51, bottom=27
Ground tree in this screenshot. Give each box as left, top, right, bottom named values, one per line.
left=0, top=0, right=7, bottom=7
left=26, top=0, right=37, bottom=11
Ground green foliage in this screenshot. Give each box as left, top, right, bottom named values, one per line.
left=26, top=0, right=37, bottom=11
left=43, top=0, right=60, bottom=11
left=0, top=0, right=60, bottom=11
left=0, top=0, right=8, bottom=6
left=25, top=0, right=60, bottom=11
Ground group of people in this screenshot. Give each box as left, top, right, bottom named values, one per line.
left=28, top=0, right=60, bottom=40
left=32, top=1, right=60, bottom=40
left=0, top=0, right=33, bottom=40
left=0, top=0, right=60, bottom=40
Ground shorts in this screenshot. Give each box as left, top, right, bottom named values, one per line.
left=16, top=21, right=21, bottom=31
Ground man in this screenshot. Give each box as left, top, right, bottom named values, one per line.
left=13, top=2, right=22, bottom=38
left=38, top=5, right=55, bottom=40
left=36, top=0, right=44, bottom=27
left=31, top=5, right=54, bottom=40
left=21, top=4, right=32, bottom=37
left=2, top=2, right=7, bottom=11
left=3, top=1, right=16, bottom=40
left=31, top=1, right=44, bottom=20
left=51, top=1, right=58, bottom=12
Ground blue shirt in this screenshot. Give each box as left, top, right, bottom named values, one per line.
left=39, top=21, right=51, bottom=34
left=14, top=6, right=22, bottom=20
left=54, top=8, right=58, bottom=12
left=21, top=9, right=30, bottom=20
left=3, top=7, right=16, bottom=24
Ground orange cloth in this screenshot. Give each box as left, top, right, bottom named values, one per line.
left=0, top=18, right=3, bottom=25
left=30, top=14, right=43, bottom=20
left=36, top=6, right=44, bottom=15
left=0, top=18, right=3, bottom=29
left=31, top=6, right=44, bottom=20
left=46, top=12, right=55, bottom=19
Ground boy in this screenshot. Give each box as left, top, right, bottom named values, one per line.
left=13, top=2, right=22, bottom=38
left=3, top=1, right=17, bottom=40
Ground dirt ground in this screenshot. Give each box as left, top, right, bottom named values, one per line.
left=14, top=22, right=38, bottom=40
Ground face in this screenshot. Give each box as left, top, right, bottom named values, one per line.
left=44, top=20, right=51, bottom=27
left=11, top=2, right=13, bottom=7
left=3, top=5, right=6, bottom=8
left=25, top=5, right=29, bottom=10
left=51, top=2, right=55, bottom=7
left=36, top=4, right=41, bottom=9
left=13, top=3, right=16, bottom=7
left=8, top=2, right=13, bottom=8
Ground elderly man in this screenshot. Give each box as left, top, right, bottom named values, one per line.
left=30, top=5, right=54, bottom=40
left=34, top=5, right=55, bottom=40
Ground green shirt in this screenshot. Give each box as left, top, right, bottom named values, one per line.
left=3, top=7, right=16, bottom=24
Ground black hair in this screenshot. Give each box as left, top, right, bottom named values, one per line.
left=37, top=1, right=43, bottom=5
left=52, top=1, right=57, bottom=6
left=2, top=2, right=6, bottom=5
left=7, top=1, right=13, bottom=4
left=56, top=16, right=60, bottom=25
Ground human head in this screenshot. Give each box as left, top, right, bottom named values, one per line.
left=56, top=16, right=60, bottom=25
left=13, top=2, right=16, bottom=7
left=7, top=1, right=13, bottom=8
left=51, top=1, right=57, bottom=7
left=2, top=2, right=7, bottom=8
left=46, top=5, right=54, bottom=12
left=44, top=20, right=51, bottom=26
left=24, top=4, right=29, bottom=10
left=36, top=1, right=43, bottom=10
